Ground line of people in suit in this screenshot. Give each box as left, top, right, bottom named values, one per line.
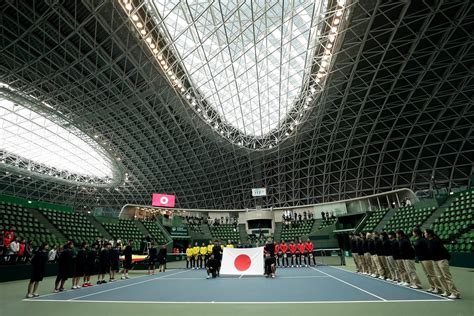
left=349, top=228, right=460, bottom=299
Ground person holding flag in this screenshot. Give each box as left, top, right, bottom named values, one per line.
left=207, top=241, right=213, bottom=265
left=306, top=239, right=316, bottom=266
left=280, top=240, right=288, bottom=267
left=289, top=240, right=297, bottom=267
left=264, top=239, right=276, bottom=278
left=226, top=240, right=234, bottom=248
left=206, top=254, right=219, bottom=279
left=297, top=239, right=306, bottom=267
left=212, top=240, right=222, bottom=276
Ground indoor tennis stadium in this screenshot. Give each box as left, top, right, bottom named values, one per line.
left=0, top=0, right=472, bottom=315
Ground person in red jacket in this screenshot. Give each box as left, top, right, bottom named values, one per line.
left=280, top=241, right=288, bottom=267
left=18, top=239, right=26, bottom=263
left=306, top=239, right=316, bottom=266
left=3, top=225, right=14, bottom=243
left=274, top=242, right=280, bottom=267
left=297, top=240, right=306, bottom=267
left=289, top=240, right=297, bottom=267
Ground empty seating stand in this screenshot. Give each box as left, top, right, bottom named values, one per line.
left=281, top=219, right=315, bottom=241
left=0, top=202, right=62, bottom=247
left=99, top=218, right=142, bottom=249
left=383, top=205, right=436, bottom=233
left=318, top=218, right=336, bottom=230
left=431, top=189, right=473, bottom=243
left=141, top=221, right=168, bottom=245
left=41, top=209, right=101, bottom=245
left=361, top=208, right=390, bottom=232
left=209, top=224, right=240, bottom=243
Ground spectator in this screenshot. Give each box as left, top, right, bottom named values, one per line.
left=9, top=237, right=20, bottom=262
left=48, top=247, right=57, bottom=262
left=17, top=239, right=26, bottom=263
left=3, top=225, right=14, bottom=244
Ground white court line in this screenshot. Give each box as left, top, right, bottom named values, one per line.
left=64, top=270, right=189, bottom=301
left=28, top=273, right=151, bottom=299
left=325, top=265, right=452, bottom=301
left=310, top=267, right=387, bottom=301
left=159, top=275, right=330, bottom=280
left=23, top=299, right=449, bottom=304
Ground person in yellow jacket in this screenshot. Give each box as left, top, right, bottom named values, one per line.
left=226, top=240, right=234, bottom=248
left=192, top=242, right=200, bottom=270
left=185, top=245, right=193, bottom=269
left=199, top=243, right=207, bottom=268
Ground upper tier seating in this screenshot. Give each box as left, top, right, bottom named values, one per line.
left=41, top=209, right=101, bottom=244
left=98, top=218, right=142, bottom=249
left=281, top=219, right=315, bottom=241
left=431, top=189, right=473, bottom=242
left=209, top=224, right=240, bottom=243
left=360, top=208, right=390, bottom=232
left=0, top=202, right=62, bottom=247
left=383, top=205, right=436, bottom=233
left=141, top=220, right=169, bottom=244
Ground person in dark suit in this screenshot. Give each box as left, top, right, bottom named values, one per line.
left=425, top=229, right=460, bottom=299
left=26, top=243, right=49, bottom=298
left=158, top=244, right=167, bottom=272
left=54, top=241, right=74, bottom=292
left=72, top=242, right=87, bottom=289
left=412, top=228, right=442, bottom=293
left=397, top=230, right=421, bottom=288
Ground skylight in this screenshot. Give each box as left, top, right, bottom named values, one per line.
left=0, top=97, right=116, bottom=181
left=147, top=0, right=326, bottom=137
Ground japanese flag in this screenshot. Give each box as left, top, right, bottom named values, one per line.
left=220, top=247, right=264, bottom=276
left=152, top=194, right=176, bottom=208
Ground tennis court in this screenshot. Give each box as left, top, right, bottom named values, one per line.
left=23, top=265, right=451, bottom=304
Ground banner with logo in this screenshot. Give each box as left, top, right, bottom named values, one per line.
left=152, top=193, right=176, bottom=207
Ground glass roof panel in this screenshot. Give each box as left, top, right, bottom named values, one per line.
left=0, top=98, right=115, bottom=178
left=149, top=0, right=324, bottom=137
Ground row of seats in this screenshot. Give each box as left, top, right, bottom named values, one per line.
left=209, top=224, right=240, bottom=242
left=361, top=208, right=389, bottom=232
left=383, top=206, right=436, bottom=233
left=281, top=219, right=315, bottom=241
left=99, top=219, right=142, bottom=249
left=141, top=221, right=169, bottom=244
left=0, top=202, right=63, bottom=247
left=431, top=189, right=473, bottom=242
left=41, top=209, right=101, bottom=245
left=318, top=218, right=336, bottom=229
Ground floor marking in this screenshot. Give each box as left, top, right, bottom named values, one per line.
left=27, top=273, right=151, bottom=299
left=159, top=275, right=330, bottom=280
left=326, top=265, right=452, bottom=301
left=23, top=299, right=449, bottom=304
left=310, top=267, right=386, bottom=301
left=66, top=270, right=189, bottom=301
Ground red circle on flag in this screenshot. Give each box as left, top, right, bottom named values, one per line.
left=234, top=254, right=251, bottom=271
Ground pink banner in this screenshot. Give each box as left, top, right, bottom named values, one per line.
left=152, top=194, right=176, bottom=207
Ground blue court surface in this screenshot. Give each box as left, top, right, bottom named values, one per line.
left=23, top=265, right=452, bottom=304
